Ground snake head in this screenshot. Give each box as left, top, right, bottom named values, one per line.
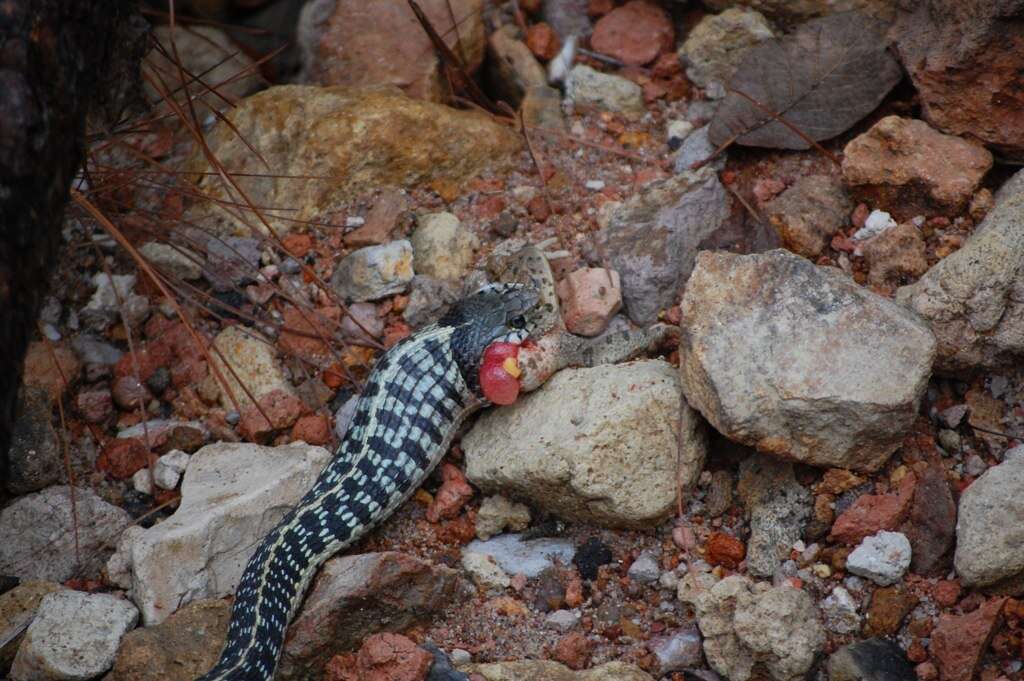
left=441, top=282, right=541, bottom=402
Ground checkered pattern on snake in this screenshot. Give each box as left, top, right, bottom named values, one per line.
left=197, top=283, right=539, bottom=681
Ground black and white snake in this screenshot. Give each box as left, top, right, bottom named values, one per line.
left=197, top=283, right=540, bottom=681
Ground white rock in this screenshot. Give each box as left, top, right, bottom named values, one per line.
left=463, top=534, right=574, bottom=579
left=820, top=586, right=861, bottom=634
left=545, top=609, right=581, bottom=631
left=132, top=468, right=153, bottom=495
left=461, top=552, right=511, bottom=589
left=450, top=649, right=472, bottom=666
left=846, top=531, right=912, bottom=586
left=330, top=239, right=414, bottom=302
left=853, top=209, right=897, bottom=241
left=153, top=450, right=190, bottom=490
left=585, top=180, right=606, bottom=191
left=10, top=591, right=138, bottom=681
left=112, top=442, right=331, bottom=624
left=627, top=550, right=662, bottom=584
left=209, top=326, right=294, bottom=410
left=86, top=273, right=136, bottom=311
left=667, top=119, right=695, bottom=144
left=475, top=495, right=531, bottom=540
left=138, top=242, right=203, bottom=281
left=567, top=64, right=645, bottom=119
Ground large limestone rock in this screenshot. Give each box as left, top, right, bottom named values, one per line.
left=679, top=250, right=935, bottom=472
left=954, top=448, right=1024, bottom=595
left=110, top=442, right=331, bottom=624
left=896, top=181, right=1024, bottom=374
left=464, top=360, right=706, bottom=528
left=183, top=85, right=520, bottom=236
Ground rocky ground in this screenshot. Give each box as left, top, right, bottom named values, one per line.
left=2, top=1, right=1024, bottom=681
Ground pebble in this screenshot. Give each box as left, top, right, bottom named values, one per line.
left=627, top=550, right=661, bottom=584
left=475, top=495, right=531, bottom=540
left=463, top=534, right=574, bottom=579
left=590, top=0, right=674, bottom=66
left=410, top=213, right=479, bottom=280
left=574, top=537, right=613, bottom=580
left=821, top=586, right=861, bottom=634
left=646, top=624, right=703, bottom=676
left=330, top=239, right=415, bottom=302
left=112, top=375, right=153, bottom=410
left=153, top=450, right=190, bottom=490
left=545, top=609, right=581, bottom=632
left=461, top=552, right=511, bottom=590
left=846, top=531, right=912, bottom=586
left=132, top=468, right=153, bottom=496
left=764, top=174, right=852, bottom=258
left=555, top=268, right=622, bottom=336
left=584, top=180, right=606, bottom=191
left=673, top=124, right=725, bottom=172
left=567, top=64, right=645, bottom=119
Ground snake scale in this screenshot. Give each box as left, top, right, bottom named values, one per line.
left=198, top=245, right=672, bottom=680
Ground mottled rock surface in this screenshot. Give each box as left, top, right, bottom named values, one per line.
left=567, top=65, right=645, bottom=119
left=737, top=455, right=811, bottom=578
left=765, top=174, right=852, bottom=258
left=678, top=7, right=775, bottom=98
left=826, top=638, right=916, bottom=681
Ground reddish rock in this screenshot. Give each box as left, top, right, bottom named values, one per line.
left=861, top=222, right=929, bottom=286
left=552, top=631, right=591, bottom=670
left=114, top=341, right=174, bottom=383
left=705, top=532, right=746, bottom=569
left=111, top=375, right=153, bottom=411
left=830, top=473, right=916, bottom=545
left=345, top=190, right=410, bottom=248
left=930, top=597, right=1006, bottom=681
left=527, top=195, right=551, bottom=222
left=97, top=438, right=151, bottom=480
left=291, top=414, right=332, bottom=446
left=555, top=268, right=623, bottom=337
left=326, top=633, right=432, bottom=681
left=841, top=116, right=993, bottom=220
left=77, top=389, right=114, bottom=423
left=865, top=585, right=920, bottom=637
left=426, top=463, right=474, bottom=522
left=765, top=174, right=852, bottom=258
left=564, top=576, right=584, bottom=608
left=22, top=341, right=80, bottom=401
left=587, top=0, right=615, bottom=17
left=238, top=389, right=304, bottom=441
left=474, top=194, right=506, bottom=220
left=279, top=306, right=343, bottom=364
left=526, top=23, right=561, bottom=61
left=933, top=580, right=962, bottom=608
left=902, top=464, right=956, bottom=576
left=590, top=0, right=675, bottom=66
left=281, top=233, right=315, bottom=258
left=916, top=662, right=939, bottom=681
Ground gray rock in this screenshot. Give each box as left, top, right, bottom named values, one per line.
left=70, top=334, right=123, bottom=366
left=277, top=552, right=470, bottom=679
left=939, top=404, right=968, bottom=428
left=7, top=387, right=61, bottom=495
left=138, top=242, right=204, bottom=281
left=682, top=575, right=824, bottom=681
left=678, top=7, right=776, bottom=98
left=464, top=360, right=706, bottom=527
left=0, top=486, right=131, bottom=583
left=679, top=250, right=936, bottom=471
left=109, top=442, right=331, bottom=624
left=826, top=638, right=916, bottom=681
left=896, top=179, right=1024, bottom=373
left=10, top=591, right=138, bottom=681
left=404, top=276, right=461, bottom=328
left=567, top=65, right=645, bottom=120
left=475, top=495, right=532, bottom=541
left=411, top=212, right=479, bottom=280
left=203, top=236, right=261, bottom=291
left=0, top=581, right=65, bottom=669
left=954, top=454, right=1024, bottom=594
left=465, top=660, right=653, bottom=680
left=542, top=0, right=590, bottom=39
left=737, top=455, right=811, bottom=578
left=463, top=534, right=575, bottom=579
left=706, top=469, right=734, bottom=518
left=153, top=450, right=190, bottom=490
left=821, top=586, right=861, bottom=634
left=627, top=550, right=662, bottom=584
left=846, top=531, right=912, bottom=586
left=600, top=168, right=729, bottom=325
left=674, top=125, right=726, bottom=172
left=701, top=0, right=898, bottom=22
left=545, top=609, right=581, bottom=632
left=647, top=624, right=703, bottom=676
left=333, top=395, right=359, bottom=441
left=330, top=239, right=414, bottom=302
left=340, top=302, right=384, bottom=343
left=86, top=272, right=136, bottom=312
left=764, top=174, right=853, bottom=258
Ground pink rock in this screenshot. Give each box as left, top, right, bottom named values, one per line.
left=291, top=413, right=332, bottom=446
left=590, top=0, right=674, bottom=66
left=426, top=463, right=474, bottom=522
left=238, top=389, right=304, bottom=442
left=930, top=597, right=1006, bottom=681
left=830, top=472, right=916, bottom=545
left=325, top=633, right=432, bottom=681
left=556, top=268, right=622, bottom=337
left=111, top=375, right=153, bottom=410
left=77, top=389, right=114, bottom=424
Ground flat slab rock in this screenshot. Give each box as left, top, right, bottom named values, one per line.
left=463, top=359, right=706, bottom=528
left=679, top=249, right=935, bottom=472
left=111, top=441, right=332, bottom=625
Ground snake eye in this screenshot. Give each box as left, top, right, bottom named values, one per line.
left=509, top=315, right=527, bottom=330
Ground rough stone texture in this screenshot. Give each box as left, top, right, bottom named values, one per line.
left=463, top=534, right=576, bottom=579
left=567, top=65, right=645, bottom=120
left=138, top=242, right=203, bottom=281
left=461, top=552, right=511, bottom=590
left=765, top=174, right=852, bottom=259
left=846, top=531, right=912, bottom=586
left=0, top=582, right=65, bottom=672
left=895, top=179, right=1024, bottom=374
left=860, top=222, right=929, bottom=286
left=821, top=586, right=861, bottom=635
left=6, top=386, right=60, bottom=494
left=701, top=0, right=898, bottom=22
left=646, top=625, right=703, bottom=676
left=464, top=360, right=705, bottom=528
left=600, top=168, right=729, bottom=325
left=829, top=472, right=916, bottom=545
left=486, top=26, right=548, bottom=108
left=678, top=7, right=775, bottom=99
left=464, top=660, right=654, bottom=681
left=299, top=0, right=484, bottom=103
left=0, top=486, right=131, bottom=582
left=555, top=268, right=622, bottom=337
left=954, top=454, right=1024, bottom=593
left=331, top=240, right=415, bottom=302
left=682, top=576, right=825, bottom=681
left=325, top=633, right=434, bottom=681
left=826, top=638, right=916, bottom=681
left=475, top=495, right=532, bottom=540
left=10, top=591, right=138, bottom=681
left=902, top=464, right=956, bottom=576
left=590, top=0, right=675, bottom=66
left=864, top=585, right=918, bottom=637
left=679, top=249, right=935, bottom=472
left=277, top=552, right=469, bottom=679
left=736, top=455, right=811, bottom=578
left=410, top=213, right=479, bottom=280
left=111, top=442, right=331, bottom=625
left=673, top=124, right=725, bottom=173
left=183, top=86, right=520, bottom=236
left=893, top=1, right=1024, bottom=160
left=107, top=599, right=231, bottom=681
left=404, top=276, right=461, bottom=329
left=929, top=597, right=1007, bottom=681
left=209, top=325, right=293, bottom=410
left=841, top=116, right=993, bottom=220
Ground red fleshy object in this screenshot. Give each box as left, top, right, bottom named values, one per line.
left=479, top=342, right=521, bottom=405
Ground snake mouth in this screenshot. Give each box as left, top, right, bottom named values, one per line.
left=479, top=341, right=523, bottom=405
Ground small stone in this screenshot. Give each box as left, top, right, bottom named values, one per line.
left=902, top=464, right=956, bottom=577
left=821, top=586, right=861, bottom=634
left=410, top=213, right=479, bottom=280
left=209, top=325, right=294, bottom=410
left=555, top=268, right=622, bottom=336
left=860, top=222, right=929, bottom=285
left=590, top=0, right=674, bottom=66
left=475, top=495, right=531, bottom=540
left=933, top=580, right=961, bottom=608
left=291, top=413, right=332, bottom=446
left=705, top=532, right=746, bottom=569
left=426, top=464, right=474, bottom=523
left=526, top=22, right=561, bottom=61
left=332, top=633, right=433, bottom=681
left=552, top=631, right=591, bottom=670
left=854, top=209, right=897, bottom=241
left=153, top=450, right=190, bottom=490
left=22, top=341, right=80, bottom=402
left=627, top=550, right=661, bottom=585
left=461, top=552, right=511, bottom=590
left=344, top=190, right=409, bottom=248
left=132, top=468, right=153, bottom=495
left=331, top=240, right=415, bottom=302
left=238, top=389, right=305, bottom=442
left=98, top=437, right=151, bottom=480
left=765, top=174, right=852, bottom=258
left=647, top=624, right=702, bottom=676
left=830, top=473, right=916, bottom=545
left=827, top=638, right=916, bottom=681
left=865, top=585, right=919, bottom=637
left=464, top=534, right=574, bottom=579
left=545, top=609, right=580, bottom=632
left=846, top=531, right=912, bottom=586
left=574, top=538, right=613, bottom=580
left=930, top=598, right=1006, bottom=681
left=567, top=64, right=645, bottom=119
left=678, top=7, right=775, bottom=98
left=112, top=375, right=153, bottom=410
left=673, top=124, right=724, bottom=173
left=737, top=455, right=811, bottom=578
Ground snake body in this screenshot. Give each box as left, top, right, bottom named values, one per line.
left=197, top=283, right=539, bottom=681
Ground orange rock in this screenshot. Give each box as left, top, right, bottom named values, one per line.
left=526, top=23, right=561, bottom=61
left=830, top=473, right=916, bottom=545
left=705, top=532, right=745, bottom=569
left=426, top=464, right=474, bottom=522
left=552, top=631, right=591, bottom=670
left=97, top=437, right=150, bottom=480
left=291, top=414, right=332, bottom=446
